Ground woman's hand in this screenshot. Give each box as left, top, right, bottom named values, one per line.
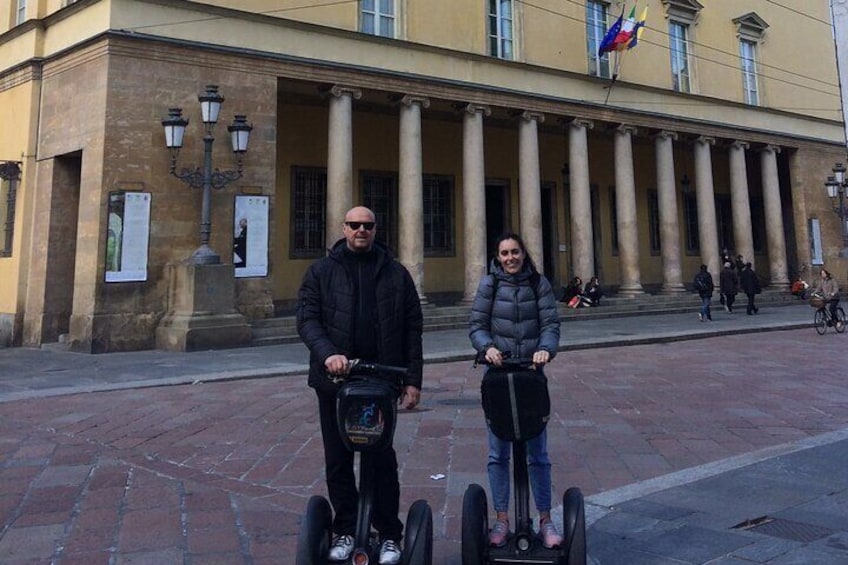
left=531, top=350, right=551, bottom=368
left=484, top=347, right=504, bottom=367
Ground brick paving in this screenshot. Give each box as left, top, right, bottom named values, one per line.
left=1, top=327, right=847, bottom=563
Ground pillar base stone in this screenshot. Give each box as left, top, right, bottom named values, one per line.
left=155, top=262, right=251, bottom=352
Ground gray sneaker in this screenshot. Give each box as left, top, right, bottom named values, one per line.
left=378, top=539, right=402, bottom=565
left=328, top=534, right=354, bottom=561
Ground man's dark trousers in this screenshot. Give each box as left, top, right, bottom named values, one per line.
left=317, top=390, right=403, bottom=541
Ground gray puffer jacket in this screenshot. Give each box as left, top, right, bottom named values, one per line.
left=469, top=261, right=560, bottom=361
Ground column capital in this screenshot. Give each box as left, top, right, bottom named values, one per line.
left=654, top=130, right=678, bottom=141
left=401, top=94, right=430, bottom=109
left=730, top=140, right=750, bottom=150
left=329, top=85, right=362, bottom=100
left=615, top=124, right=638, bottom=136
left=520, top=110, right=545, bottom=124
left=562, top=117, right=594, bottom=130
left=695, top=135, right=715, bottom=146
left=463, top=103, right=492, bottom=117
left=760, top=144, right=781, bottom=155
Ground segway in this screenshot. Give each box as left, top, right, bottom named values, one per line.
left=296, top=360, right=433, bottom=565
left=462, top=356, right=586, bottom=565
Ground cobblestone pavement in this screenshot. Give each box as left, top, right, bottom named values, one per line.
left=1, top=326, right=847, bottom=564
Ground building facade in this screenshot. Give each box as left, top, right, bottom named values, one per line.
left=0, top=0, right=846, bottom=351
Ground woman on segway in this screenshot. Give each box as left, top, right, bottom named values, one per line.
left=469, top=232, right=562, bottom=549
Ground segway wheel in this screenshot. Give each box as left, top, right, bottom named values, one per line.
left=561, top=487, right=586, bottom=565
left=461, top=483, right=489, bottom=565
left=296, top=495, right=333, bottom=565
left=403, top=499, right=433, bottom=565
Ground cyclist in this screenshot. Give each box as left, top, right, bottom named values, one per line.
left=815, top=268, right=840, bottom=324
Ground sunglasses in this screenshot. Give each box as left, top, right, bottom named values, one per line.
left=345, top=221, right=375, bottom=231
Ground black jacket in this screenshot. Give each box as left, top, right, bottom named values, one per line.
left=296, top=239, right=423, bottom=393
left=719, top=267, right=738, bottom=295
left=694, top=270, right=714, bottom=298
left=740, top=268, right=761, bottom=295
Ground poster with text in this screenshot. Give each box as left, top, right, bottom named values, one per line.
left=105, top=192, right=151, bottom=282
left=809, top=218, right=823, bottom=266
left=234, top=195, right=269, bottom=278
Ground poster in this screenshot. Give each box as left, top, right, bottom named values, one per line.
left=105, top=192, right=151, bottom=282
left=234, top=195, right=269, bottom=278
left=809, top=218, right=823, bottom=266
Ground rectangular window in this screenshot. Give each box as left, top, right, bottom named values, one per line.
left=423, top=174, right=455, bottom=256
left=488, top=0, right=513, bottom=59
left=648, top=190, right=660, bottom=254
left=740, top=40, right=759, bottom=105
left=360, top=0, right=395, bottom=38
left=750, top=197, right=766, bottom=254
left=609, top=186, right=618, bottom=255
left=291, top=167, right=326, bottom=258
left=683, top=193, right=699, bottom=253
left=362, top=172, right=398, bottom=252
left=669, top=22, right=691, bottom=93
left=586, top=1, right=611, bottom=78
left=715, top=195, right=734, bottom=252
left=0, top=161, right=21, bottom=257
left=16, top=0, right=26, bottom=25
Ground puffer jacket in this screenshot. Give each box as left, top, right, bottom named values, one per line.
left=296, top=239, right=423, bottom=392
left=469, top=261, right=560, bottom=361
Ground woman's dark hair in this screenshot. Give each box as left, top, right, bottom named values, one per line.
left=822, top=269, right=832, bottom=279
left=493, top=232, right=537, bottom=272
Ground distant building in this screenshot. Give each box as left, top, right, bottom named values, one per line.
left=0, top=0, right=846, bottom=351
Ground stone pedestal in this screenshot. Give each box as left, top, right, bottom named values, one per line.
left=156, top=262, right=251, bottom=351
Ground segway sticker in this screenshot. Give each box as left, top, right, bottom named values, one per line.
left=344, top=400, right=385, bottom=445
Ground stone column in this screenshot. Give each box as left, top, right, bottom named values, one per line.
left=568, top=118, right=595, bottom=281
left=518, top=111, right=545, bottom=273
left=694, top=136, right=720, bottom=275
left=462, top=103, right=491, bottom=303
left=614, top=125, right=644, bottom=294
left=761, top=145, right=790, bottom=287
left=326, top=86, right=361, bottom=250
left=728, top=141, right=755, bottom=268
left=398, top=95, right=430, bottom=303
left=654, top=131, right=686, bottom=292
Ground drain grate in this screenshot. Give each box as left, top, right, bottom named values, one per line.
left=732, top=516, right=834, bottom=543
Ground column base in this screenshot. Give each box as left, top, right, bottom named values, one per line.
left=660, top=283, right=688, bottom=294
left=616, top=284, right=645, bottom=295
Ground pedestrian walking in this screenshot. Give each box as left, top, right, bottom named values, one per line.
left=693, top=264, right=715, bottom=322
left=719, top=262, right=738, bottom=313
left=740, top=262, right=761, bottom=315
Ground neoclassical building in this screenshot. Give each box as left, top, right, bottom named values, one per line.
left=0, top=0, right=846, bottom=351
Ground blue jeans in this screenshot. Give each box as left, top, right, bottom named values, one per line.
left=487, top=426, right=552, bottom=513
left=700, top=296, right=712, bottom=320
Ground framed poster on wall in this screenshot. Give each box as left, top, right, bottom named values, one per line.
left=234, top=194, right=269, bottom=278
left=809, top=218, right=823, bottom=266
left=105, top=191, right=151, bottom=282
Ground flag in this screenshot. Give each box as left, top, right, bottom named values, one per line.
left=613, top=6, right=637, bottom=51
left=597, top=11, right=624, bottom=55
left=628, top=6, right=648, bottom=50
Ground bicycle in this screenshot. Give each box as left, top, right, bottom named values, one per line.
left=810, top=293, right=845, bottom=335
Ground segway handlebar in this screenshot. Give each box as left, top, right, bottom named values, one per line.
left=474, top=350, right=535, bottom=368
left=347, top=359, right=409, bottom=379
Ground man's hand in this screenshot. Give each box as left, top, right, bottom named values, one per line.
left=324, top=354, right=349, bottom=375
left=399, top=385, right=421, bottom=410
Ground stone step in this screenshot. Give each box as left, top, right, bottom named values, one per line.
left=249, top=288, right=800, bottom=347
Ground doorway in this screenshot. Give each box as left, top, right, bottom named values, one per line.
left=485, top=180, right=510, bottom=260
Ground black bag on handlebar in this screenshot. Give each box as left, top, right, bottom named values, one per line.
left=336, top=379, right=398, bottom=452
left=481, top=367, right=550, bottom=442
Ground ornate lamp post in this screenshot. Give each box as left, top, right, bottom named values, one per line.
left=824, top=162, right=848, bottom=258
left=161, top=85, right=252, bottom=265
left=0, top=160, right=22, bottom=257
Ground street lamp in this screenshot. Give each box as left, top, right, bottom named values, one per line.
left=824, top=162, right=848, bottom=258
left=161, top=85, right=253, bottom=265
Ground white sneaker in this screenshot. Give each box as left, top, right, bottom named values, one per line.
left=378, top=539, right=402, bottom=565
left=328, top=534, right=354, bottom=561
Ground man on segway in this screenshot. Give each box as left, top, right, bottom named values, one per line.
left=297, top=206, right=424, bottom=564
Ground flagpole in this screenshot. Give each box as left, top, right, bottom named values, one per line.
left=603, top=50, right=626, bottom=105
